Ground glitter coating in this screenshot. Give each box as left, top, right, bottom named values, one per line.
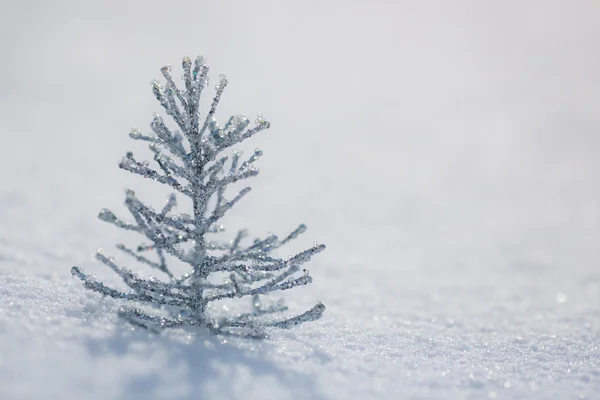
left=71, top=56, right=325, bottom=337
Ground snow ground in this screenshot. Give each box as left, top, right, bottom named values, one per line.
left=1, top=1, right=600, bottom=399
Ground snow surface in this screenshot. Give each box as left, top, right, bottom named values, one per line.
left=1, top=1, right=600, bottom=399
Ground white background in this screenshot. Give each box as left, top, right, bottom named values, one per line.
left=1, top=1, right=599, bottom=399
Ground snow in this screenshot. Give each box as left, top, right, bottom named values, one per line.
left=1, top=1, right=600, bottom=399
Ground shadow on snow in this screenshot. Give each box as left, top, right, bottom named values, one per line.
left=85, top=318, right=327, bottom=400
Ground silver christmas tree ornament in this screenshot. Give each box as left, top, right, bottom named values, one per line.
left=71, top=56, right=325, bottom=338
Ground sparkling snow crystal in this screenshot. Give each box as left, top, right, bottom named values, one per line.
left=71, top=55, right=325, bottom=338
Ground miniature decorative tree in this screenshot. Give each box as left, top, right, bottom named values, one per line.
left=71, top=56, right=325, bottom=338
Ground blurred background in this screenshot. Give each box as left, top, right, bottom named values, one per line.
left=1, top=0, right=598, bottom=272
left=1, top=1, right=599, bottom=398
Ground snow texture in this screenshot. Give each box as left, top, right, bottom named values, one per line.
left=1, top=1, right=599, bottom=399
